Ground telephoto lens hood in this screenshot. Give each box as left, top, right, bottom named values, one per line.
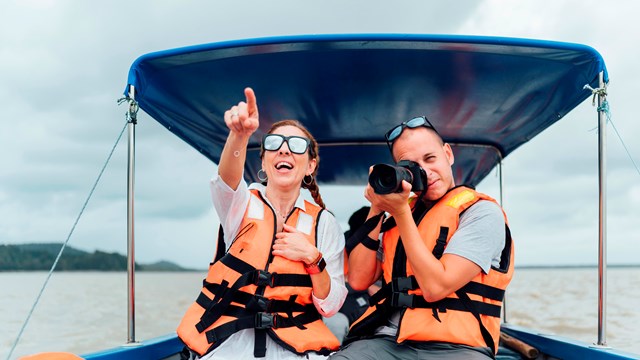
left=368, top=160, right=427, bottom=195
left=369, top=163, right=414, bottom=194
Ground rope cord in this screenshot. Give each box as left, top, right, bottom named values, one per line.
left=584, top=83, right=640, bottom=177
left=600, top=101, right=640, bottom=177
left=6, top=119, right=129, bottom=360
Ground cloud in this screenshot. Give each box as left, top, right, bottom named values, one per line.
left=1, top=0, right=639, bottom=269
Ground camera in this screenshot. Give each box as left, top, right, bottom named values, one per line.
left=368, top=160, right=427, bottom=194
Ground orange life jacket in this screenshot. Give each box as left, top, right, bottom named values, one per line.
left=348, top=186, right=514, bottom=355
left=19, top=353, right=83, bottom=360
left=177, top=189, right=340, bottom=357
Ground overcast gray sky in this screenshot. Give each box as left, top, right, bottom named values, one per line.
left=1, top=0, right=638, bottom=268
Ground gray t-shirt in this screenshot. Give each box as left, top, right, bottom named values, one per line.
left=376, top=200, right=506, bottom=337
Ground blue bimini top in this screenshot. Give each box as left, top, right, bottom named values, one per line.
left=124, top=34, right=607, bottom=187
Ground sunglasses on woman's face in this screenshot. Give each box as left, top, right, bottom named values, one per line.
left=262, top=134, right=311, bottom=155
left=384, top=116, right=438, bottom=150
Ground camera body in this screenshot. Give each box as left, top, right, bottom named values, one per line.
left=368, top=160, right=427, bottom=194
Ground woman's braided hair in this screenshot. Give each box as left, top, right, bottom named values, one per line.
left=260, top=120, right=325, bottom=208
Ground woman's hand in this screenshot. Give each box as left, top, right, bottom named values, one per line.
left=272, top=223, right=319, bottom=264
left=217, top=87, right=260, bottom=190
left=224, top=87, right=260, bottom=138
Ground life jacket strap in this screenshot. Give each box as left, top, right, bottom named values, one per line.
left=368, top=276, right=418, bottom=305
left=431, top=226, right=450, bottom=259
left=195, top=270, right=256, bottom=332
left=218, top=253, right=314, bottom=288
left=344, top=301, right=392, bottom=342
left=456, top=289, right=497, bottom=355
left=391, top=295, right=502, bottom=318
left=195, top=269, right=312, bottom=332
left=369, top=277, right=502, bottom=317
left=197, top=289, right=316, bottom=314
left=459, top=281, right=505, bottom=302
left=345, top=212, right=385, bottom=254
left=251, top=270, right=313, bottom=288
left=220, top=253, right=255, bottom=275
left=204, top=310, right=321, bottom=344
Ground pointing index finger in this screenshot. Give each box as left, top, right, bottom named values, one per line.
left=245, top=87, right=258, bottom=116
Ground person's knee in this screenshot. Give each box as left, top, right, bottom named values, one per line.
left=323, top=313, right=349, bottom=344
left=329, top=344, right=360, bottom=360
left=328, top=352, right=349, bottom=360
left=329, top=338, right=390, bottom=360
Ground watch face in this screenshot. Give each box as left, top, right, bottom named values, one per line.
left=317, top=257, right=326, bottom=272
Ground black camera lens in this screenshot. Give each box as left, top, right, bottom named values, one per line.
left=369, top=164, right=414, bottom=194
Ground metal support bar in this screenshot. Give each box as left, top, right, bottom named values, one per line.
left=596, top=72, right=607, bottom=346
left=498, top=159, right=507, bottom=323
left=126, top=85, right=138, bottom=344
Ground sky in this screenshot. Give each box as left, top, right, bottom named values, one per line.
left=0, top=0, right=638, bottom=269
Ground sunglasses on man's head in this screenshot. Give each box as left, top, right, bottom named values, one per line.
left=262, top=134, right=311, bottom=155
left=384, top=116, right=438, bottom=150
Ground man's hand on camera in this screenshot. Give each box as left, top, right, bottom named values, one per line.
left=364, top=180, right=412, bottom=218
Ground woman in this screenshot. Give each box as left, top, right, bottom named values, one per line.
left=177, top=87, right=347, bottom=359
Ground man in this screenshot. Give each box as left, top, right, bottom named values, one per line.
left=330, top=116, right=514, bottom=359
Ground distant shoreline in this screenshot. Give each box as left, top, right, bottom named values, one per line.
left=2, top=266, right=638, bottom=273
left=0, top=243, right=199, bottom=272
left=2, top=265, right=638, bottom=273
left=516, top=264, right=640, bottom=269
left=3, top=243, right=638, bottom=272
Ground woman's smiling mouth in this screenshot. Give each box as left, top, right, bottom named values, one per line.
left=275, top=161, right=293, bottom=170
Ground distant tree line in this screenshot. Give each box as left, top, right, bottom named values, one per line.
left=0, top=243, right=192, bottom=271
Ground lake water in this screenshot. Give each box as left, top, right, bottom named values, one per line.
left=1, top=268, right=639, bottom=359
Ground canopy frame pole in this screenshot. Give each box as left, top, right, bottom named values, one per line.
left=596, top=71, right=608, bottom=347
left=126, top=85, right=139, bottom=345
left=498, top=159, right=507, bottom=323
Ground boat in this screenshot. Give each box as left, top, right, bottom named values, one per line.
left=16, top=34, right=639, bottom=359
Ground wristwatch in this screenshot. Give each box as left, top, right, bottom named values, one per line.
left=305, top=252, right=326, bottom=275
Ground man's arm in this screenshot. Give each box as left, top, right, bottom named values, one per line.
left=393, top=209, right=482, bottom=302
left=396, top=199, right=505, bottom=302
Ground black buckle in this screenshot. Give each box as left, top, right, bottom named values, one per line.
left=255, top=270, right=275, bottom=287
left=254, top=295, right=271, bottom=312
left=205, top=329, right=217, bottom=344
left=255, top=312, right=277, bottom=329
left=392, top=277, right=414, bottom=292
left=391, top=292, right=415, bottom=308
